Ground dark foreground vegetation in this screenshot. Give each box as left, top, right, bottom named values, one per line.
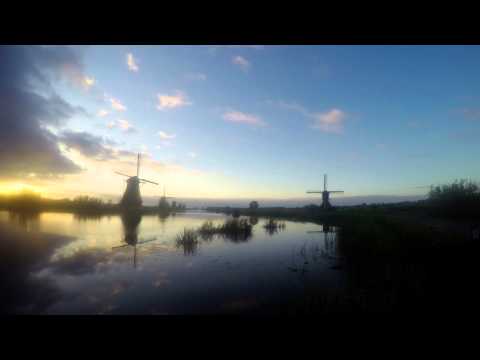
left=206, top=180, right=480, bottom=315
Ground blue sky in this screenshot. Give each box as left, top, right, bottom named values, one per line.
left=9, top=45, right=480, bottom=202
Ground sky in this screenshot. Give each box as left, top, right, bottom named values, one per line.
left=1, top=45, right=480, bottom=206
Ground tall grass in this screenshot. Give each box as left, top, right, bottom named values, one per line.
left=263, top=218, right=286, bottom=235
left=175, top=228, right=199, bottom=255
left=194, top=218, right=253, bottom=242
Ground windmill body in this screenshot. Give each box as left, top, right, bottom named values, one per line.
left=307, top=174, right=344, bottom=210
left=121, top=176, right=142, bottom=209
left=115, top=153, right=158, bottom=211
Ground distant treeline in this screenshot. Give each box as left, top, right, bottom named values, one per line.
left=158, top=196, right=186, bottom=213
left=207, top=179, right=480, bottom=222
left=0, top=192, right=187, bottom=215
left=0, top=192, right=119, bottom=213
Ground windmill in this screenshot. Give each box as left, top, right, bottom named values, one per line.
left=115, top=153, right=158, bottom=210
left=306, top=174, right=344, bottom=210
left=158, top=186, right=175, bottom=212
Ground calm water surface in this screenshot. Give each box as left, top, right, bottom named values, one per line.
left=0, top=210, right=345, bottom=314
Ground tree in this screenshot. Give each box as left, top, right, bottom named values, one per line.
left=428, top=179, right=480, bottom=219
left=249, top=201, right=259, bottom=210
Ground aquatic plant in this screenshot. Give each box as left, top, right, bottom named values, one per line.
left=194, top=218, right=253, bottom=242
left=197, top=221, right=217, bottom=241
left=263, top=218, right=286, bottom=235
left=175, top=228, right=199, bottom=255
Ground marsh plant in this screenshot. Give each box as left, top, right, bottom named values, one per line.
left=175, top=228, right=199, bottom=255
left=197, top=221, right=217, bottom=241
left=194, top=219, right=253, bottom=243
left=263, top=218, right=286, bottom=235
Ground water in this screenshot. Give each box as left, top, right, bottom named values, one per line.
left=0, top=210, right=345, bottom=314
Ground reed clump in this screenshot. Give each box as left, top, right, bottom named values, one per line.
left=175, top=228, right=199, bottom=255
left=194, top=218, right=253, bottom=242
left=263, top=218, right=286, bottom=230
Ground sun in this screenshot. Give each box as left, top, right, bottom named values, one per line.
left=0, top=182, right=42, bottom=196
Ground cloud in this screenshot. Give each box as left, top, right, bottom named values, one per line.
left=126, top=53, right=139, bottom=72
left=267, top=100, right=310, bottom=117
left=311, top=109, right=346, bottom=134
left=155, top=142, right=172, bottom=149
left=82, top=76, right=95, bottom=89
left=0, top=45, right=93, bottom=179
left=270, top=100, right=347, bottom=134
left=117, top=119, right=135, bottom=132
left=188, top=152, right=197, bottom=159
left=185, top=73, right=207, bottom=81
left=49, top=248, right=112, bottom=276
left=97, top=109, right=109, bottom=117
left=156, top=91, right=191, bottom=110
left=158, top=131, right=176, bottom=140
left=106, top=96, right=127, bottom=111
left=223, top=110, right=266, bottom=127
left=232, top=56, right=250, bottom=71
left=58, top=131, right=118, bottom=160
left=232, top=55, right=250, bottom=71
left=461, top=108, right=480, bottom=121
left=107, top=119, right=136, bottom=133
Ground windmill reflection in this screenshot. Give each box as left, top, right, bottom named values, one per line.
left=112, top=212, right=157, bottom=268
left=307, top=223, right=339, bottom=260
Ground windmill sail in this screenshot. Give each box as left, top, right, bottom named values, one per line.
left=306, top=173, right=344, bottom=210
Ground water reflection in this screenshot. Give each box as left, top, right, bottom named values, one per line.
left=0, top=210, right=351, bottom=314
left=0, top=223, right=74, bottom=314
left=111, top=213, right=158, bottom=268
left=73, top=213, right=106, bottom=222
left=8, top=211, right=40, bottom=232
left=307, top=224, right=341, bottom=263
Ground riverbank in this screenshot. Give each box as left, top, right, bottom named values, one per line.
left=207, top=202, right=479, bottom=242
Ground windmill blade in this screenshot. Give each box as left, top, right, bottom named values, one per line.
left=115, top=171, right=132, bottom=178
left=137, top=153, right=140, bottom=178
left=329, top=191, right=344, bottom=194
left=137, top=237, right=157, bottom=245
left=307, top=231, right=323, bottom=233
left=139, top=178, right=159, bottom=185
left=306, top=191, right=323, bottom=194
left=112, top=243, right=130, bottom=250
